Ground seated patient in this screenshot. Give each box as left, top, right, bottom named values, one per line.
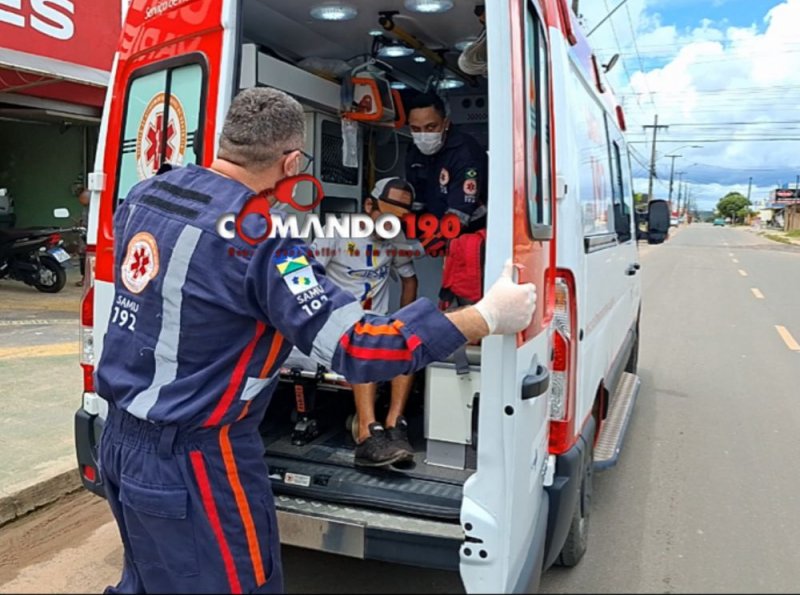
left=312, top=178, right=422, bottom=467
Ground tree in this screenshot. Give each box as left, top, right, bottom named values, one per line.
left=716, top=192, right=750, bottom=224
left=634, top=192, right=648, bottom=206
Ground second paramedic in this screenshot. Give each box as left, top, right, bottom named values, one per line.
left=405, top=92, right=488, bottom=253
left=313, top=177, right=422, bottom=467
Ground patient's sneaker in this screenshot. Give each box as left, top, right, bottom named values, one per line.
left=354, top=423, right=411, bottom=467
left=386, top=416, right=414, bottom=461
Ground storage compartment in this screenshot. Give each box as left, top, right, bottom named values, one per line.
left=424, top=346, right=482, bottom=470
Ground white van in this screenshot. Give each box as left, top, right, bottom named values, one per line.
left=74, top=0, right=641, bottom=591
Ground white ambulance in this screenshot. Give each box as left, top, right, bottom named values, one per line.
left=75, top=0, right=642, bottom=591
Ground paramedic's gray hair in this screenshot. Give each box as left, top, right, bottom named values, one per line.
left=218, top=87, right=305, bottom=171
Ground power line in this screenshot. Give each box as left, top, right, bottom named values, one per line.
left=624, top=3, right=656, bottom=110
left=628, top=137, right=800, bottom=143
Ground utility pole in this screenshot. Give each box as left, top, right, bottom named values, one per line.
left=667, top=154, right=682, bottom=204
left=795, top=175, right=799, bottom=193
left=747, top=176, right=753, bottom=202
left=643, top=115, right=669, bottom=204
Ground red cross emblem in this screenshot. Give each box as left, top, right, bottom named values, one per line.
left=144, top=113, right=176, bottom=174
left=130, top=246, right=151, bottom=279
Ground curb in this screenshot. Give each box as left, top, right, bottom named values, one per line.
left=0, top=467, right=83, bottom=528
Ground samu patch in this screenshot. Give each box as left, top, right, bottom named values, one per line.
left=121, top=232, right=160, bottom=294
left=466, top=168, right=478, bottom=179
left=463, top=179, right=479, bottom=197
left=283, top=266, right=320, bottom=296
left=439, top=168, right=450, bottom=186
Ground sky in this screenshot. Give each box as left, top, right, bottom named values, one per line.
left=577, top=0, right=800, bottom=210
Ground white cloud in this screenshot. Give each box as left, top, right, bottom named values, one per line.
left=577, top=0, right=800, bottom=210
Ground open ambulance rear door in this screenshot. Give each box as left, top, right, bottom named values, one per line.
left=459, top=1, right=556, bottom=592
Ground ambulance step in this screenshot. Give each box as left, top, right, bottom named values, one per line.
left=593, top=372, right=641, bottom=470
left=274, top=494, right=463, bottom=569
left=266, top=455, right=463, bottom=520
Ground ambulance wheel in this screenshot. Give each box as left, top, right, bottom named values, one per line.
left=557, top=433, right=593, bottom=567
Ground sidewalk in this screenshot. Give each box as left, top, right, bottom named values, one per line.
left=753, top=227, right=800, bottom=246
left=0, top=261, right=84, bottom=526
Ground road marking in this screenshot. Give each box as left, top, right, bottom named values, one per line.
left=738, top=269, right=748, bottom=277
left=732, top=258, right=739, bottom=263
left=775, top=326, right=800, bottom=352
left=0, top=319, right=73, bottom=327
left=751, top=288, right=765, bottom=299
left=0, top=342, right=79, bottom=360
left=728, top=252, right=734, bottom=257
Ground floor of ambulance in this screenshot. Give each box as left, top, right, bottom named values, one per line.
left=260, top=410, right=473, bottom=520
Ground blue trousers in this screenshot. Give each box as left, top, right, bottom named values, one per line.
left=99, top=407, right=284, bottom=594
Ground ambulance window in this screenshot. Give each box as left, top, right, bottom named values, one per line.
left=610, top=139, right=631, bottom=242
left=572, top=65, right=614, bottom=243
left=525, top=3, right=553, bottom=236
left=115, top=60, right=206, bottom=208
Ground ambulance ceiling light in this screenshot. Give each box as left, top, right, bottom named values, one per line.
left=404, top=0, right=454, bottom=13
left=369, top=29, right=384, bottom=36
left=310, top=2, right=358, bottom=21
left=391, top=81, right=408, bottom=90
left=437, top=78, right=465, bottom=90
left=414, top=55, right=427, bottom=63
left=378, top=44, right=415, bottom=58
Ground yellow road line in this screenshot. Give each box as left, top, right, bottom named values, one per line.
left=751, top=288, right=765, bottom=300
left=0, top=343, right=79, bottom=360
left=738, top=269, right=748, bottom=277
left=775, top=326, right=800, bottom=352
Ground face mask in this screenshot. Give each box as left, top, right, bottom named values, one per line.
left=412, top=131, right=445, bottom=156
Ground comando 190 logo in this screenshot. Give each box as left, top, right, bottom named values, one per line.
left=215, top=175, right=461, bottom=245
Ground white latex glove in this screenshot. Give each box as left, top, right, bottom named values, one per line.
left=474, top=260, right=537, bottom=335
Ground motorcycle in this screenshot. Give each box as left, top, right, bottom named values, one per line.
left=0, top=208, right=85, bottom=293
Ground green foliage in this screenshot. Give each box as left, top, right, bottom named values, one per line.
left=716, top=192, right=751, bottom=223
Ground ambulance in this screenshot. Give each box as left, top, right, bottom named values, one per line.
left=74, top=0, right=642, bottom=591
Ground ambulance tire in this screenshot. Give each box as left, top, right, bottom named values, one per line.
left=34, top=257, right=67, bottom=293
left=557, top=431, right=593, bottom=567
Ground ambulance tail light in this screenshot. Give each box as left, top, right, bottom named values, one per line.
left=549, top=272, right=577, bottom=455
left=80, top=248, right=96, bottom=393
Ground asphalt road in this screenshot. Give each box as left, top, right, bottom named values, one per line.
left=1, top=224, right=799, bottom=594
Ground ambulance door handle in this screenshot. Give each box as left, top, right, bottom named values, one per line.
left=522, top=365, right=550, bottom=401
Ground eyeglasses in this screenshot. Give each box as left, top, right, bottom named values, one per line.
left=283, top=149, right=314, bottom=174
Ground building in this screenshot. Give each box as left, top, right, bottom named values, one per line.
left=0, top=1, right=122, bottom=228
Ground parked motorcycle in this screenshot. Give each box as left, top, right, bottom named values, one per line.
left=0, top=208, right=84, bottom=293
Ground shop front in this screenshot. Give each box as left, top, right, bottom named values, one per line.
left=0, top=0, right=121, bottom=229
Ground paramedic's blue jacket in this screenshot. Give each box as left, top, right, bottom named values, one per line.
left=405, top=127, right=487, bottom=231
left=95, top=165, right=466, bottom=429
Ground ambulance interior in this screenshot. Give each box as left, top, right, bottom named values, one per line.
left=242, top=0, right=490, bottom=520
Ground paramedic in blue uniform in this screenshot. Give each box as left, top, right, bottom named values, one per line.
left=95, top=87, right=535, bottom=595
left=405, top=92, right=487, bottom=253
